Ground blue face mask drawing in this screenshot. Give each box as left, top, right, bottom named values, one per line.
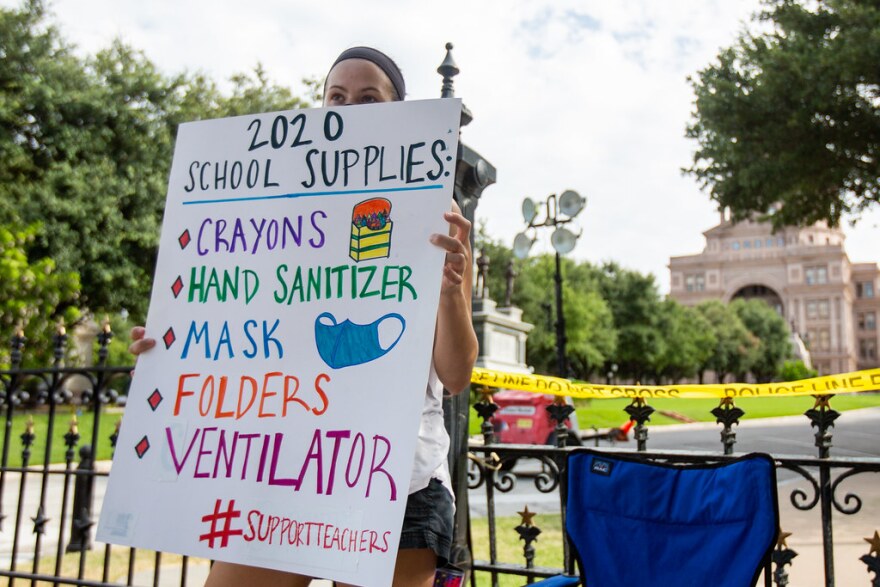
left=314, top=312, right=406, bottom=369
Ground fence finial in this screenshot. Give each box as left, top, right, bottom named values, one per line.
left=53, top=320, right=68, bottom=364
left=10, top=325, right=26, bottom=367
left=773, top=529, right=798, bottom=585
left=806, top=394, right=839, bottom=459
left=437, top=42, right=459, bottom=98
left=97, top=316, right=114, bottom=365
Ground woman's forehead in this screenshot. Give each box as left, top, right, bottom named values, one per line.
left=326, top=58, right=392, bottom=86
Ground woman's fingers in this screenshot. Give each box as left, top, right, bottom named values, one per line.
left=431, top=210, right=472, bottom=292
left=128, top=326, right=156, bottom=356
left=430, top=233, right=467, bottom=254
left=129, top=338, right=156, bottom=356
left=442, top=264, right=464, bottom=285
left=443, top=210, right=471, bottom=242
left=431, top=235, right=467, bottom=272
left=443, top=252, right=467, bottom=270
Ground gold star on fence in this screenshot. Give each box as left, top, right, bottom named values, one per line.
left=518, top=506, right=537, bottom=527
left=865, top=530, right=880, bottom=557
left=720, top=397, right=735, bottom=408
left=812, top=395, right=832, bottom=409
left=777, top=530, right=793, bottom=549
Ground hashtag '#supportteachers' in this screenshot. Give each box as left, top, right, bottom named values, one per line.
left=242, top=509, right=391, bottom=553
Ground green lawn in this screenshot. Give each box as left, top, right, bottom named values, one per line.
left=0, top=410, right=123, bottom=468
left=470, top=392, right=880, bottom=434
left=25, top=546, right=208, bottom=587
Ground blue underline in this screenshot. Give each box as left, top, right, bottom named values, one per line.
left=181, top=184, right=444, bottom=205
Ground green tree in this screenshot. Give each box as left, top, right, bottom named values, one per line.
left=685, top=0, right=880, bottom=227
left=515, top=256, right=616, bottom=379
left=474, top=229, right=616, bottom=379
left=696, top=300, right=759, bottom=383
left=0, top=224, right=80, bottom=367
left=0, top=1, right=314, bottom=321
left=779, top=359, right=818, bottom=381
left=593, top=262, right=663, bottom=382
left=653, top=299, right=717, bottom=384
left=731, top=298, right=792, bottom=381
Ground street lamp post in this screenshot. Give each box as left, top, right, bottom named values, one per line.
left=553, top=246, right=566, bottom=377
left=513, top=190, right=586, bottom=378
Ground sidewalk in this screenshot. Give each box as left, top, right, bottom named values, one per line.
left=774, top=471, right=879, bottom=587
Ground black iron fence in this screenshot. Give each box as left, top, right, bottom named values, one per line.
left=0, top=327, right=212, bottom=587
left=467, top=390, right=880, bottom=587
left=1, top=328, right=879, bottom=586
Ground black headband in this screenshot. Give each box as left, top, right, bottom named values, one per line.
left=328, top=46, right=406, bottom=101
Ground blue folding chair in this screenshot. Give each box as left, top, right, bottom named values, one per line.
left=532, top=449, right=779, bottom=587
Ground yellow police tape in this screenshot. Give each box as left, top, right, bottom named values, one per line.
left=471, top=367, right=880, bottom=399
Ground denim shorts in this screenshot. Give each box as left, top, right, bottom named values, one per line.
left=399, top=478, right=454, bottom=567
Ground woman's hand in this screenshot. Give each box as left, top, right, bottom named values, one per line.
left=431, top=204, right=478, bottom=394
left=430, top=210, right=472, bottom=296
left=129, top=326, right=156, bottom=357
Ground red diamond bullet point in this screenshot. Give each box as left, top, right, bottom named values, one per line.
left=135, top=436, right=150, bottom=458
left=178, top=229, right=191, bottom=249
left=163, top=327, right=176, bottom=349
left=171, top=276, right=184, bottom=298
left=147, top=389, right=163, bottom=411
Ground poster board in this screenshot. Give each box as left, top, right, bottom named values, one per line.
left=97, top=98, right=462, bottom=587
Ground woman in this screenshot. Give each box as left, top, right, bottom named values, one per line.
left=130, top=47, right=478, bottom=587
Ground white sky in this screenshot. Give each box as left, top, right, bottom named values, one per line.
left=10, top=0, right=880, bottom=292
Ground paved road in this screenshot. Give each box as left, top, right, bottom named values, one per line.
left=468, top=407, right=880, bottom=587
left=643, top=406, right=880, bottom=458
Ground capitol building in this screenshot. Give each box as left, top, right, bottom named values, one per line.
left=669, top=211, right=879, bottom=375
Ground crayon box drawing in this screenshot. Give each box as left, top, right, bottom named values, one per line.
left=350, top=197, right=392, bottom=262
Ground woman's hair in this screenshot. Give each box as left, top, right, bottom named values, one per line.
left=327, top=46, right=406, bottom=101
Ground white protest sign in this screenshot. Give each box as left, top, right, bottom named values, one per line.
left=97, top=98, right=462, bottom=587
